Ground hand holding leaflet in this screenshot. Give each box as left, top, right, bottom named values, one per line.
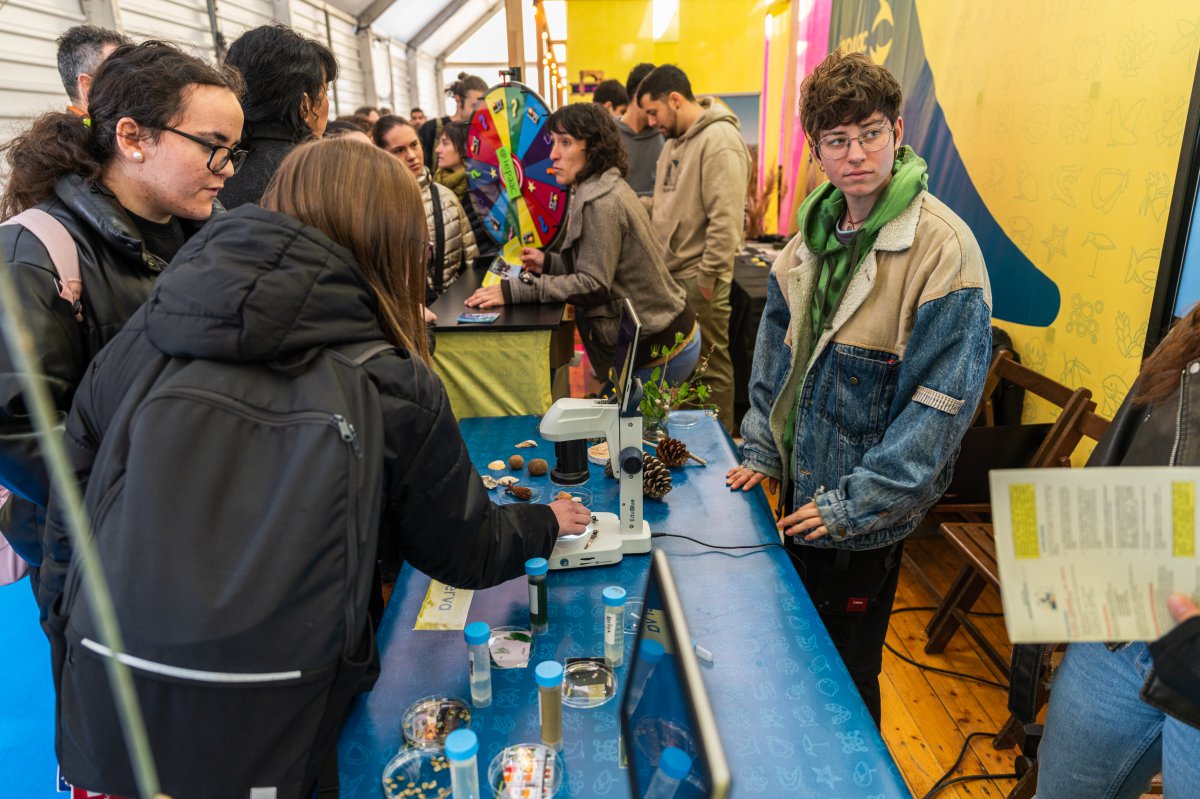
left=991, top=466, right=1200, bottom=643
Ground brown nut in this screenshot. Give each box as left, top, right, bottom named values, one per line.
left=527, top=458, right=548, bottom=476
left=556, top=490, right=572, bottom=502
left=508, top=454, right=525, bottom=470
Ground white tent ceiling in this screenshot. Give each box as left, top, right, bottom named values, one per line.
left=330, top=0, right=507, bottom=59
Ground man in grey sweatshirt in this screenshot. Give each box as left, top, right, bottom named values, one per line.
left=640, top=65, right=751, bottom=432
left=618, top=62, right=665, bottom=197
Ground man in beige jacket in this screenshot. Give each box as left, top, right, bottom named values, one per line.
left=639, top=65, right=750, bottom=431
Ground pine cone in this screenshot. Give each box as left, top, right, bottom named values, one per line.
left=604, top=460, right=616, bottom=480
left=656, top=436, right=689, bottom=468
left=642, top=453, right=672, bottom=500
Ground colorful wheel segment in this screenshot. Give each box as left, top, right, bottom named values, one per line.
left=466, top=81, right=567, bottom=267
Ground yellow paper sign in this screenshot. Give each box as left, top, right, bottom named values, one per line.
left=414, top=580, right=474, bottom=630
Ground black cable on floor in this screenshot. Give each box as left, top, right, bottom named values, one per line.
left=919, top=731, right=1019, bottom=799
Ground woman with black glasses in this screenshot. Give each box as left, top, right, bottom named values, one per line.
left=0, top=41, right=244, bottom=605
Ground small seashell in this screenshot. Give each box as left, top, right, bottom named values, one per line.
left=487, top=460, right=505, bottom=470
left=515, top=439, right=538, bottom=448
left=497, top=475, right=519, bottom=486
left=481, top=475, right=499, bottom=490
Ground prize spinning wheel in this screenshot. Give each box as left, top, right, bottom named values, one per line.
left=466, top=80, right=567, bottom=272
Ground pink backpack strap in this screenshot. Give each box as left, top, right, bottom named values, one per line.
left=1, top=208, right=83, bottom=321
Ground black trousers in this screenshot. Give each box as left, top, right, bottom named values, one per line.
left=788, top=537, right=905, bottom=727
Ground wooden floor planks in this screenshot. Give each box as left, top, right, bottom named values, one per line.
left=883, top=536, right=1019, bottom=798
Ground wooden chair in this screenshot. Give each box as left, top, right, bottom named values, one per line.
left=921, top=353, right=1105, bottom=668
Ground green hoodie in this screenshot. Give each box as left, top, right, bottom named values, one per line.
left=781, top=146, right=928, bottom=457
left=796, top=145, right=928, bottom=339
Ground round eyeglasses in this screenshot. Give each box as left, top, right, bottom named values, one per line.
left=162, top=126, right=249, bottom=174
left=814, top=123, right=894, bottom=160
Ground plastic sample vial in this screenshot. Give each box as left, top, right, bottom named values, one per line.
left=463, top=621, right=492, bottom=708
left=535, top=660, right=565, bottom=751
left=644, top=746, right=692, bottom=799
left=526, top=557, right=549, bottom=635
left=444, top=728, right=481, bottom=799
left=626, top=638, right=665, bottom=710
left=603, top=586, right=627, bottom=667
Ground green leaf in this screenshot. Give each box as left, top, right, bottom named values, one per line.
left=650, top=366, right=662, bottom=383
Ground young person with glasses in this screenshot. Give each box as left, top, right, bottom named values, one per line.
left=0, top=41, right=244, bottom=605
left=727, top=51, right=992, bottom=726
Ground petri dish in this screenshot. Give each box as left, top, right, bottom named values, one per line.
left=487, top=742, right=564, bottom=799
left=623, top=597, right=644, bottom=635
left=401, top=695, right=471, bottom=749
left=381, top=746, right=453, bottom=799
left=489, top=626, right=533, bottom=669
left=497, top=484, right=543, bottom=505
left=669, top=412, right=701, bottom=431
left=561, top=658, right=617, bottom=708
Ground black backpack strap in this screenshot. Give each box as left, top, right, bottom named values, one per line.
left=430, top=185, right=447, bottom=297
left=330, top=341, right=394, bottom=366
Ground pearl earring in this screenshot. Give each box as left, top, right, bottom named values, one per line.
left=132, top=152, right=143, bottom=162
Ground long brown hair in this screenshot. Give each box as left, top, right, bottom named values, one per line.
left=1, top=41, right=242, bottom=219
left=260, top=138, right=430, bottom=362
left=1135, top=303, right=1200, bottom=405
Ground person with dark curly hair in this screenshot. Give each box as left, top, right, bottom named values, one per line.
left=727, top=51, right=992, bottom=726
left=218, top=24, right=338, bottom=209
left=465, top=103, right=697, bottom=387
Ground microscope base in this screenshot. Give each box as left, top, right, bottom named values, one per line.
left=548, top=512, right=651, bottom=570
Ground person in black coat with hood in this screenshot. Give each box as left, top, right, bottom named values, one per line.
left=218, top=24, right=337, bottom=209
left=0, top=41, right=244, bottom=590
left=40, top=138, right=589, bottom=797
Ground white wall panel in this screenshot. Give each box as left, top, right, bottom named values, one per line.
left=415, top=51, right=441, bottom=117
left=121, top=0, right=216, bottom=59
left=0, top=0, right=86, bottom=148
left=326, top=6, right=364, bottom=114
left=218, top=0, right=276, bottom=40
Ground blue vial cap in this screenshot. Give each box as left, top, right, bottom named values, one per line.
left=444, top=728, right=478, bottom=761
left=534, top=660, right=564, bottom=687
left=464, top=621, right=490, bottom=645
left=602, top=586, right=627, bottom=607
left=638, top=638, right=665, bottom=664
left=659, top=746, right=692, bottom=779
left=525, top=557, right=548, bottom=576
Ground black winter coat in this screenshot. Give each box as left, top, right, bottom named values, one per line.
left=0, top=175, right=210, bottom=566
left=1084, top=362, right=1200, bottom=729
left=217, top=123, right=302, bottom=210
left=38, top=204, right=557, bottom=618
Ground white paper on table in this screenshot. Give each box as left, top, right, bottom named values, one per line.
left=990, top=467, right=1200, bottom=643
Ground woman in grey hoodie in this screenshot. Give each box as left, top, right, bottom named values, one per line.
left=465, top=103, right=698, bottom=386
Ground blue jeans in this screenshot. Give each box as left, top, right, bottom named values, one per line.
left=1035, top=642, right=1200, bottom=798
left=631, top=326, right=702, bottom=387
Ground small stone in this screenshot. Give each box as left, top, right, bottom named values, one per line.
left=487, top=460, right=505, bottom=471
left=508, top=454, right=525, bottom=470
left=556, top=491, right=572, bottom=501
left=515, top=439, right=538, bottom=448
left=528, top=457, right=548, bottom=476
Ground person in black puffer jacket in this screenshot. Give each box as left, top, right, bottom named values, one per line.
left=1033, top=303, right=1200, bottom=798
left=218, top=24, right=338, bottom=210
left=0, top=41, right=244, bottom=592
left=39, top=139, right=589, bottom=797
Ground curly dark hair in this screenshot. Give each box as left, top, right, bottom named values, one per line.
left=225, top=24, right=338, bottom=143
left=799, top=51, right=902, bottom=142
left=547, top=103, right=627, bottom=182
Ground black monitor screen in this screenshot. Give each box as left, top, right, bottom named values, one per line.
left=611, top=299, right=642, bottom=414
left=620, top=550, right=730, bottom=799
